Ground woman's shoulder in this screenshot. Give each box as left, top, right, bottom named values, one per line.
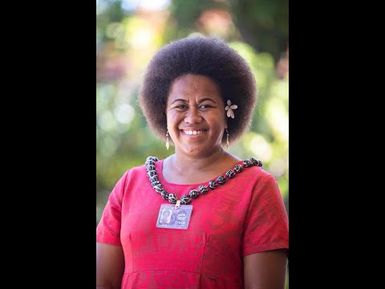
left=122, top=162, right=149, bottom=178
left=112, top=162, right=152, bottom=193
left=127, top=163, right=147, bottom=173
left=238, top=158, right=276, bottom=182
left=231, top=155, right=265, bottom=170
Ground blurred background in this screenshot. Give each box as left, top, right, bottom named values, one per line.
left=97, top=0, right=288, bottom=286
left=97, top=0, right=288, bottom=225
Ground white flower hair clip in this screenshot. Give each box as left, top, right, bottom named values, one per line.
left=225, top=99, right=238, bottom=119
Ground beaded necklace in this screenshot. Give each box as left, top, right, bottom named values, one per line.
left=145, top=156, right=262, bottom=230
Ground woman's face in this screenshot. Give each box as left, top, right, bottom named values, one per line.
left=166, top=74, right=226, bottom=158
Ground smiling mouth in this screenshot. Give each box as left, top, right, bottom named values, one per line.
left=181, top=129, right=208, bottom=136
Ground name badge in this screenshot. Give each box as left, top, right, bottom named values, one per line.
left=156, top=204, right=193, bottom=230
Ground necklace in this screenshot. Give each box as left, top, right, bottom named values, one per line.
left=145, top=156, right=262, bottom=230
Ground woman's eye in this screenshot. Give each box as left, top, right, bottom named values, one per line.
left=175, top=104, right=187, bottom=110
left=199, top=104, right=211, bottom=110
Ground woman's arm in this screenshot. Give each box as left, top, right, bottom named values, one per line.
left=244, top=250, right=287, bottom=289
left=97, top=243, right=125, bottom=289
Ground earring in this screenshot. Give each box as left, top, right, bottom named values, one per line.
left=165, top=131, right=170, bottom=150
left=226, top=128, right=230, bottom=149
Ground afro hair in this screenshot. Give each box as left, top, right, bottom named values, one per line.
left=139, top=36, right=257, bottom=144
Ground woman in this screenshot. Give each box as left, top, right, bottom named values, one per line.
left=97, top=36, right=288, bottom=289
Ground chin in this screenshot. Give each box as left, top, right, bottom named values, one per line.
left=184, top=145, right=220, bottom=158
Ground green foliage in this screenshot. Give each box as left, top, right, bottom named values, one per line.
left=231, top=0, right=288, bottom=61
left=168, top=0, right=288, bottom=62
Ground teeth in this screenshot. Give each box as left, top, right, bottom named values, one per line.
left=184, top=130, right=204, bottom=135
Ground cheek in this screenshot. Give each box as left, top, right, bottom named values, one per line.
left=216, top=105, right=226, bottom=127
left=166, top=112, right=181, bottom=132
left=208, top=115, right=226, bottom=132
left=166, top=111, right=174, bottom=125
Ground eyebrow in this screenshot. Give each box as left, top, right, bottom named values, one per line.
left=199, top=97, right=217, bottom=104
left=170, top=98, right=188, bottom=104
left=170, top=97, right=217, bottom=105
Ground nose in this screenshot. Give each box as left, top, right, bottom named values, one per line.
left=184, top=107, right=202, bottom=124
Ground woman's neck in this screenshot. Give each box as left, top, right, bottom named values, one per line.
left=173, top=148, right=226, bottom=169
left=163, top=149, right=240, bottom=184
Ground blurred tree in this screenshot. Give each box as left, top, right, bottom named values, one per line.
left=98, top=0, right=288, bottom=61
left=231, top=0, right=288, bottom=62
left=168, top=0, right=288, bottom=63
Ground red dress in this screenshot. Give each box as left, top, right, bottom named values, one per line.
left=97, top=159, right=288, bottom=289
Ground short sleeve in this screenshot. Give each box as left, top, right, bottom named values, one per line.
left=96, top=171, right=128, bottom=246
left=243, top=174, right=289, bottom=256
